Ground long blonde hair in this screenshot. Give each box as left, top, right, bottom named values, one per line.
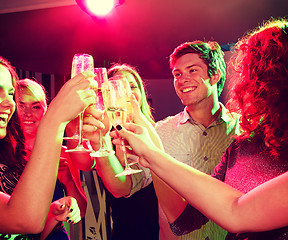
left=16, top=78, right=48, bottom=112
left=108, top=63, right=154, bottom=124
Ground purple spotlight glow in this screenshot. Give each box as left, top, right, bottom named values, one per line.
left=86, top=0, right=114, bottom=17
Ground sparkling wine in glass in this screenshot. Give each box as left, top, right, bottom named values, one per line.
left=65, top=53, right=94, bottom=152
left=102, top=76, right=142, bottom=177
left=90, top=68, right=115, bottom=157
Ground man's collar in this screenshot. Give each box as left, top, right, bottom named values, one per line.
left=179, top=103, right=233, bottom=126
left=178, top=107, right=191, bottom=124
left=219, top=102, right=232, bottom=123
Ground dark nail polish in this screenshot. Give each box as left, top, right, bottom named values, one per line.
left=68, top=220, right=72, bottom=223
left=116, top=125, right=122, bottom=131
left=66, top=217, right=69, bottom=221
left=70, top=208, right=73, bottom=212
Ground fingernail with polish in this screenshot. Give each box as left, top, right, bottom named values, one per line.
left=70, top=208, right=73, bottom=212
left=116, top=125, right=122, bottom=131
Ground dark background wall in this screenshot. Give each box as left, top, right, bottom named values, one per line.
left=0, top=0, right=287, bottom=120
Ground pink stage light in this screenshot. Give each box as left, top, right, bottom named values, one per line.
left=86, top=0, right=114, bottom=17
left=76, top=0, right=125, bottom=18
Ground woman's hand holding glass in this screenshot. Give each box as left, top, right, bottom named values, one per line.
left=88, top=68, right=115, bottom=157
left=65, top=53, right=94, bottom=152
left=110, top=95, right=164, bottom=168
left=110, top=123, right=158, bottom=169
left=82, top=105, right=113, bottom=156
left=129, top=94, right=164, bottom=151
left=47, top=71, right=97, bottom=125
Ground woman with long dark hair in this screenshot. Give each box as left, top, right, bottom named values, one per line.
left=15, top=78, right=87, bottom=239
left=0, top=56, right=96, bottom=239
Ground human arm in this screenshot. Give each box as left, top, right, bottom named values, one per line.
left=128, top=97, right=189, bottom=224
left=68, top=95, right=154, bottom=197
left=93, top=95, right=159, bottom=197
left=66, top=106, right=134, bottom=197
left=57, top=149, right=87, bottom=218
left=65, top=105, right=106, bottom=171
left=112, top=123, right=288, bottom=233
left=39, top=196, right=81, bottom=240
left=94, top=142, right=133, bottom=197
left=85, top=108, right=140, bottom=197
left=0, top=71, right=96, bottom=233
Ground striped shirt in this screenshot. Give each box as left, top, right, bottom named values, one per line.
left=155, top=104, right=240, bottom=240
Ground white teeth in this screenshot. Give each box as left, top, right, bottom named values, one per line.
left=0, top=114, right=8, bottom=126
left=182, top=87, right=196, bottom=93
left=0, top=114, right=8, bottom=120
left=24, top=121, right=34, bottom=124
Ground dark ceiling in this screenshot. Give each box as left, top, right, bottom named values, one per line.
left=0, top=0, right=287, bottom=78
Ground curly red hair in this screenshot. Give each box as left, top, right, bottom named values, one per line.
left=227, top=18, right=288, bottom=156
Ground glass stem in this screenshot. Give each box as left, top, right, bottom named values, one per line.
left=98, top=130, right=103, bottom=151
left=78, top=112, right=84, bottom=146
left=122, top=139, right=131, bottom=169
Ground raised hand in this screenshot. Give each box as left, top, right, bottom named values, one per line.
left=129, top=94, right=148, bottom=124
left=50, top=196, right=81, bottom=224
left=47, top=71, right=97, bottom=125
left=128, top=95, right=164, bottom=150
left=111, top=123, right=158, bottom=168
left=82, top=105, right=110, bottom=148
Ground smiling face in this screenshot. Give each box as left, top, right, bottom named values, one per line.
left=113, top=71, right=142, bottom=105
left=172, top=53, right=216, bottom=109
left=16, top=88, right=46, bottom=138
left=0, top=65, right=16, bottom=139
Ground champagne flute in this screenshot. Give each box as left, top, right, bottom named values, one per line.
left=102, top=76, right=143, bottom=177
left=90, top=68, right=115, bottom=157
left=65, top=53, right=94, bottom=152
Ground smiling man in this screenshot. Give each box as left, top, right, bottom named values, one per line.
left=154, top=41, right=240, bottom=240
